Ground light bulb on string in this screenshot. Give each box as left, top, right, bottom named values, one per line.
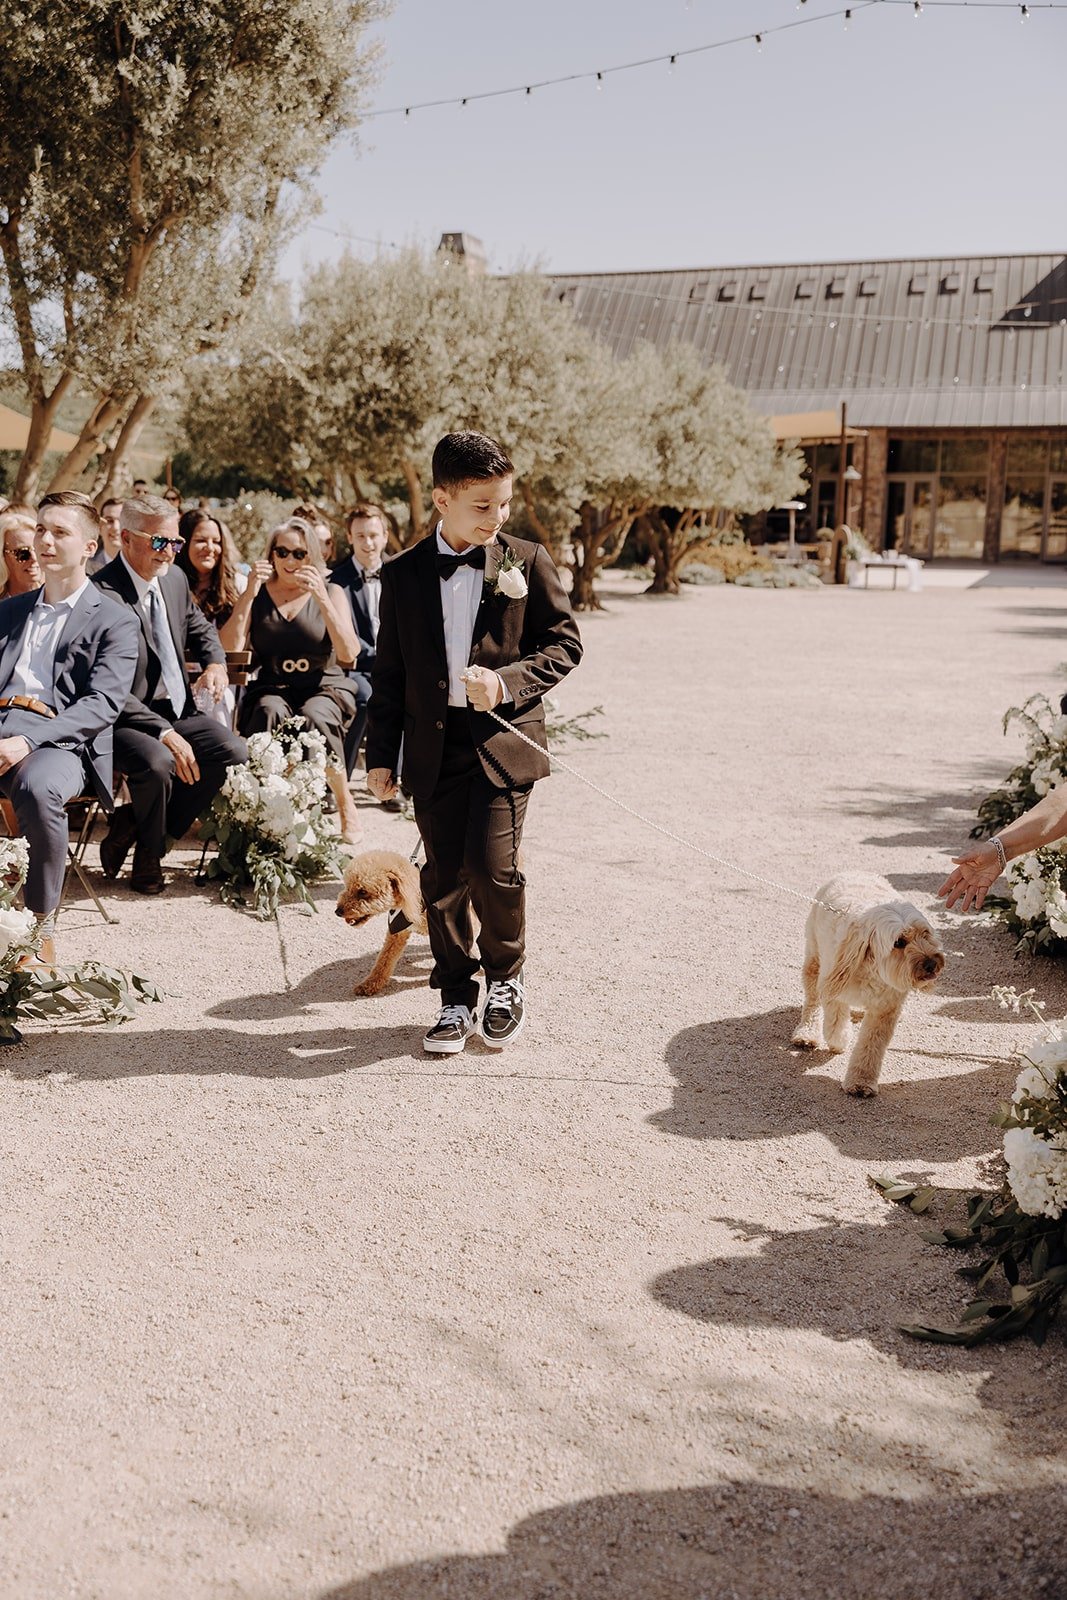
left=596, top=70, right=603, bottom=91
left=913, top=0, right=922, bottom=15
left=1020, top=3, right=1030, bottom=17
left=754, top=33, right=763, bottom=51
left=669, top=54, right=677, bottom=73
left=844, top=8, right=851, bottom=27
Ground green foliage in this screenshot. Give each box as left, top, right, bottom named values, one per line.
left=874, top=1177, right=1067, bottom=1347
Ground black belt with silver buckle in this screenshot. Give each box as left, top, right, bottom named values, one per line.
left=0, top=695, right=56, bottom=719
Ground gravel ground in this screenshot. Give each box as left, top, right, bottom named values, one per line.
left=2, top=571, right=1066, bottom=1599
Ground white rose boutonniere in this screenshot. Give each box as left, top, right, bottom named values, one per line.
left=488, top=548, right=528, bottom=600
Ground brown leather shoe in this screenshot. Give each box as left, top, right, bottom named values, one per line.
left=99, top=804, right=137, bottom=879
left=129, top=845, right=167, bottom=895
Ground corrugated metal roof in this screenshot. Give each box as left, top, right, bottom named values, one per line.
left=548, top=253, right=1067, bottom=429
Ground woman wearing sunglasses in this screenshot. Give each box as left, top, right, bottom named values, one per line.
left=0, top=505, right=43, bottom=598
left=225, top=517, right=362, bottom=843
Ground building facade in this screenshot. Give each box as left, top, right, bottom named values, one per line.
left=548, top=253, right=1067, bottom=562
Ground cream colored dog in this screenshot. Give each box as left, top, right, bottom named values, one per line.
left=335, top=850, right=427, bottom=996
left=791, top=872, right=945, bottom=1096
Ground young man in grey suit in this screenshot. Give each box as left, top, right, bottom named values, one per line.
left=0, top=491, right=139, bottom=964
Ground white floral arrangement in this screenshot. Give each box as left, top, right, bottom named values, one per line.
left=971, top=695, right=1067, bottom=953
left=0, top=836, right=160, bottom=1044
left=200, top=717, right=344, bottom=917
left=876, top=986, right=1067, bottom=1345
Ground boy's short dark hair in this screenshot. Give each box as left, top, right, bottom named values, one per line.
left=432, top=432, right=514, bottom=491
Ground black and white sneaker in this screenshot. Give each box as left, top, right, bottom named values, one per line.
left=480, top=971, right=525, bottom=1048
left=423, top=1003, right=478, bottom=1055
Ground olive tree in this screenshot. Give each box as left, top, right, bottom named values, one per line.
left=0, top=0, right=384, bottom=499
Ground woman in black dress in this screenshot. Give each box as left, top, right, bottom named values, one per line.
left=226, top=517, right=363, bottom=843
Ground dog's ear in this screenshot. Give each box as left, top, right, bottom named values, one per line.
left=822, top=917, right=874, bottom=1000
left=387, top=859, right=421, bottom=920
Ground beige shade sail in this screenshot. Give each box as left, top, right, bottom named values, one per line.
left=0, top=403, right=82, bottom=454
left=767, top=409, right=866, bottom=443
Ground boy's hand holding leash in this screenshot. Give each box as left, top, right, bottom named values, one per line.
left=461, top=666, right=504, bottom=713
left=368, top=768, right=399, bottom=802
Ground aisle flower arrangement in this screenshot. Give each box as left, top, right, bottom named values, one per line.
left=0, top=838, right=161, bottom=1043
left=876, top=987, right=1067, bottom=1346
left=199, top=718, right=343, bottom=918
left=971, top=695, right=1067, bottom=954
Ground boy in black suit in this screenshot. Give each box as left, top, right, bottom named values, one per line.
left=367, top=432, right=582, bottom=1055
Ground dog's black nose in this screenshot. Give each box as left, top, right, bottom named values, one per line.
left=334, top=903, right=345, bottom=917
left=920, top=957, right=941, bottom=978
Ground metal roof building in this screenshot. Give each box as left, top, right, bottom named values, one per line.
left=548, top=253, right=1067, bottom=562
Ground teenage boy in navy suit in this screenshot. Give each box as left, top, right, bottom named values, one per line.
left=331, top=503, right=390, bottom=779
left=367, top=432, right=583, bottom=1054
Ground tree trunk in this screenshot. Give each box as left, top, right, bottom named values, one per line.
left=400, top=456, right=427, bottom=544
left=12, top=372, right=76, bottom=500
left=94, top=392, right=157, bottom=502
left=46, top=390, right=132, bottom=492
left=520, top=486, right=564, bottom=563
left=569, top=502, right=635, bottom=611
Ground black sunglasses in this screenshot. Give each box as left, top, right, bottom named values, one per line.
left=5, top=548, right=37, bottom=564
left=129, top=530, right=185, bottom=554
left=273, top=545, right=308, bottom=561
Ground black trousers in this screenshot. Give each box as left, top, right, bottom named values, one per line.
left=115, top=713, right=247, bottom=855
left=413, top=709, right=530, bottom=1010
left=343, top=670, right=373, bottom=777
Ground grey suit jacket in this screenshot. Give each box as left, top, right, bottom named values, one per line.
left=0, top=584, right=140, bottom=807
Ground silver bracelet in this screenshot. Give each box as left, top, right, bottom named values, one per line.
left=992, top=835, right=1007, bottom=873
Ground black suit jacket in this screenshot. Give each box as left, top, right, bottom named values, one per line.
left=367, top=532, right=582, bottom=800
left=0, top=583, right=140, bottom=806
left=92, top=555, right=226, bottom=736
left=331, top=555, right=381, bottom=674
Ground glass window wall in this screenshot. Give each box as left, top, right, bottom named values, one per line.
left=1001, top=479, right=1046, bottom=558
left=934, top=475, right=987, bottom=558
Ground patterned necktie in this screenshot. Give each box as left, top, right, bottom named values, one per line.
left=146, top=583, right=187, bottom=717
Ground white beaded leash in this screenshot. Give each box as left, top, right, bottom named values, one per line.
left=478, top=701, right=844, bottom=918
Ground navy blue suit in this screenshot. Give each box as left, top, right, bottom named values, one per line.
left=331, top=556, right=380, bottom=775
left=0, top=583, right=139, bottom=911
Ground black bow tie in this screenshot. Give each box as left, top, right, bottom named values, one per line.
left=362, top=568, right=381, bottom=582
left=437, top=546, right=486, bottom=581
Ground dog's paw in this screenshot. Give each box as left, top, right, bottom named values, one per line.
left=791, top=1031, right=824, bottom=1052
left=352, top=979, right=384, bottom=998
left=843, top=1078, right=879, bottom=1098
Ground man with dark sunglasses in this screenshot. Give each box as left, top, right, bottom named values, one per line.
left=92, top=495, right=246, bottom=893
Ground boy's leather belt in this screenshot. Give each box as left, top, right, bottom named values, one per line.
left=0, top=695, right=56, bottom=719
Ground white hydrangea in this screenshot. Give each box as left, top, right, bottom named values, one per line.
left=0, top=836, right=30, bottom=885
left=1004, top=1126, right=1067, bottom=1218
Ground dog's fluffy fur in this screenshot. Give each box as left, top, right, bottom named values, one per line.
left=791, top=872, right=945, bottom=1096
left=335, top=850, right=427, bottom=996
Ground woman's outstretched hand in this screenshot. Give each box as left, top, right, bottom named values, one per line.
left=937, top=840, right=1003, bottom=912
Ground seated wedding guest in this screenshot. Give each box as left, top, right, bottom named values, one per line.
left=93, top=494, right=247, bottom=894
left=174, top=509, right=248, bottom=728
left=0, top=505, right=43, bottom=598
left=87, top=497, right=123, bottom=576
left=940, top=787, right=1067, bottom=912
left=330, top=503, right=390, bottom=781
left=0, top=492, right=138, bottom=966
left=225, top=517, right=362, bottom=843
left=132, top=479, right=149, bottom=500
left=163, top=486, right=182, bottom=510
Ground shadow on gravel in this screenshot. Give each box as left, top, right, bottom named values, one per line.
left=316, top=1482, right=1067, bottom=1600
left=833, top=781, right=1002, bottom=852
left=206, top=952, right=433, bottom=1023
left=1, top=1023, right=432, bottom=1080
left=654, top=1009, right=1009, bottom=1161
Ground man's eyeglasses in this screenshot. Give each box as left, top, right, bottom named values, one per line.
left=273, top=545, right=308, bottom=562
left=4, top=548, right=37, bottom=564
left=128, top=529, right=185, bottom=554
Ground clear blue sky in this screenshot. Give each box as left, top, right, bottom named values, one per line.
left=283, top=0, right=1067, bottom=280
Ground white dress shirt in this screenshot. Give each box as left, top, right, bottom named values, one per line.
left=353, top=559, right=382, bottom=638
left=5, top=580, right=90, bottom=706
left=436, top=527, right=486, bottom=707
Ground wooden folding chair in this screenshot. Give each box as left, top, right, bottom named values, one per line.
left=0, top=794, right=118, bottom=925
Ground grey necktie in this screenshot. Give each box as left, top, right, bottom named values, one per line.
left=146, top=584, right=187, bottom=717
